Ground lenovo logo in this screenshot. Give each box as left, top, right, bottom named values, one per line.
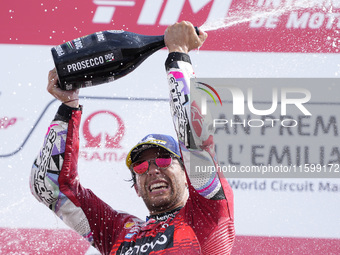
left=92, top=0, right=232, bottom=25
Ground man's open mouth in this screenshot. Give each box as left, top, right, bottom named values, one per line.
left=149, top=182, right=169, bottom=192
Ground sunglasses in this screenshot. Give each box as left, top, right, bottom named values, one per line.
left=131, top=156, right=174, bottom=175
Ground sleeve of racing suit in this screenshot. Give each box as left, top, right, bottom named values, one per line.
left=29, top=103, right=143, bottom=255
left=165, top=52, right=233, bottom=203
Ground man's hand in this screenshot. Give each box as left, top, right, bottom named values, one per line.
left=47, top=68, right=80, bottom=108
left=164, top=21, right=208, bottom=53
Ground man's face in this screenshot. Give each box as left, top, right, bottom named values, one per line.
left=133, top=147, right=188, bottom=215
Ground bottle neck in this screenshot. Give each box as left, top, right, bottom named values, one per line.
left=139, top=34, right=165, bottom=52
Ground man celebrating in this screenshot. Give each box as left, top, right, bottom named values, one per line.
left=30, top=21, right=235, bottom=254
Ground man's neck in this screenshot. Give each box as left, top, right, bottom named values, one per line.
left=147, top=207, right=182, bottom=222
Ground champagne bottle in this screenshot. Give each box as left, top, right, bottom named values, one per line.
left=51, top=27, right=199, bottom=90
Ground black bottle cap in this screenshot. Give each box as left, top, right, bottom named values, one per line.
left=194, top=26, right=200, bottom=35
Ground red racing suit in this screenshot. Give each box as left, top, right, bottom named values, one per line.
left=30, top=52, right=235, bottom=255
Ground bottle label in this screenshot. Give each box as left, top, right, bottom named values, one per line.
left=95, top=31, right=106, bottom=42
left=66, top=55, right=105, bottom=73
left=65, top=84, right=73, bottom=90
left=65, top=37, right=84, bottom=50
left=54, top=45, right=65, bottom=57
left=58, top=50, right=121, bottom=76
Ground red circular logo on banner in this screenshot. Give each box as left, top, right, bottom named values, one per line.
left=83, top=110, right=125, bottom=149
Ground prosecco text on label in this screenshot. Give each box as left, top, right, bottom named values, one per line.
left=67, top=56, right=105, bottom=73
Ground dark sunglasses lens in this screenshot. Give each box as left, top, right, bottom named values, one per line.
left=133, top=161, right=149, bottom=174
left=155, top=157, right=172, bottom=168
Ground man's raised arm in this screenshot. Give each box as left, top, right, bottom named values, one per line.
left=164, top=21, right=233, bottom=202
